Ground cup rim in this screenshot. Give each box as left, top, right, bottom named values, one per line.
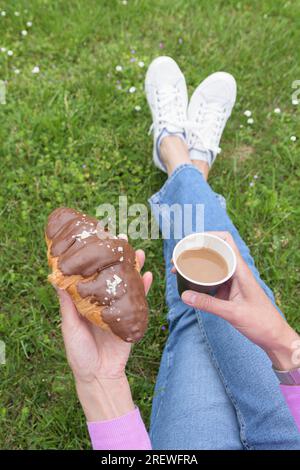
left=172, top=232, right=237, bottom=287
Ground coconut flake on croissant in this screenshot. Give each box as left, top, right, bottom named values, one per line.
left=45, top=207, right=148, bottom=343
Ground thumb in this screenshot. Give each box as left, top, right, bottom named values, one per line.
left=55, top=287, right=81, bottom=327
left=181, top=290, right=233, bottom=321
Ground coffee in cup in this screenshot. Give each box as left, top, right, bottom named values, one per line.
left=173, top=233, right=237, bottom=295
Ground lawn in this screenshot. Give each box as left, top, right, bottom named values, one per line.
left=0, top=0, right=299, bottom=449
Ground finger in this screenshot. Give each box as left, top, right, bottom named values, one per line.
left=142, top=271, right=153, bottom=296
left=204, top=231, right=238, bottom=253
left=204, top=231, right=247, bottom=276
left=204, top=230, right=232, bottom=240
left=135, top=249, right=145, bottom=270
left=234, top=261, right=264, bottom=298
left=170, top=258, right=176, bottom=273
left=118, top=233, right=128, bottom=241
left=55, top=287, right=81, bottom=327
left=215, top=281, right=231, bottom=301
left=181, top=290, right=233, bottom=321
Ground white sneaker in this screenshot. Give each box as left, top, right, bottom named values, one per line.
left=187, top=72, right=237, bottom=167
left=145, top=56, right=188, bottom=172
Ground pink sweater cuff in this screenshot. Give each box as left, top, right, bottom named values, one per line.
left=87, top=407, right=152, bottom=450
left=280, top=384, right=300, bottom=432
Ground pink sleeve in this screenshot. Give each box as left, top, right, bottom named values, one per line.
left=87, top=407, right=152, bottom=450
left=280, top=385, right=300, bottom=432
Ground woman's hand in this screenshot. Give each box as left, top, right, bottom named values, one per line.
left=56, top=249, right=152, bottom=421
left=179, top=231, right=300, bottom=371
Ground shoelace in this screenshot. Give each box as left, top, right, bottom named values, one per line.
left=187, top=102, right=227, bottom=155
left=148, top=85, right=186, bottom=135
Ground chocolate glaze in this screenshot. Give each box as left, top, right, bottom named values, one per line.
left=46, top=207, right=148, bottom=342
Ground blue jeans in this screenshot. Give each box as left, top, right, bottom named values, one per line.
left=148, top=164, right=300, bottom=450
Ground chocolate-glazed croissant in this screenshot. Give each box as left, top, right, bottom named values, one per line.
left=45, top=207, right=148, bottom=342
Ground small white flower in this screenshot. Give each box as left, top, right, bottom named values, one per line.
left=244, top=110, right=252, bottom=117
left=1, top=11, right=6, bottom=17
left=253, top=174, right=259, bottom=179
left=239, top=124, right=244, bottom=128
left=32, top=66, right=40, bottom=74
left=247, top=118, right=254, bottom=124
left=274, top=107, right=281, bottom=114
left=14, top=11, right=20, bottom=16
left=135, top=105, right=141, bottom=111
left=0, top=47, right=6, bottom=52
left=26, top=21, right=32, bottom=27
left=290, top=135, right=297, bottom=142
left=7, top=50, right=13, bottom=56
left=292, top=99, right=299, bottom=105
left=249, top=181, right=255, bottom=187
left=115, top=65, right=123, bottom=72
left=129, top=86, right=136, bottom=93
left=21, top=30, right=28, bottom=36
left=138, top=61, right=145, bottom=68
left=14, top=68, right=20, bottom=74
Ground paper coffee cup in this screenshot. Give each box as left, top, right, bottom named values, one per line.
left=173, top=233, right=237, bottom=296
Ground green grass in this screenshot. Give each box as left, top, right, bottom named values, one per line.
left=0, top=0, right=299, bottom=449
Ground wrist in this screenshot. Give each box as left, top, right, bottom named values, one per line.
left=75, top=375, right=135, bottom=422
left=265, top=326, right=300, bottom=371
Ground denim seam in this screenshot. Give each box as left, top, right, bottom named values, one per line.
left=149, top=339, right=174, bottom=441
left=195, top=310, right=254, bottom=451
left=165, top=275, right=179, bottom=315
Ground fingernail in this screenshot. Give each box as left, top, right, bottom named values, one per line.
left=182, top=291, right=197, bottom=304
left=53, top=285, right=62, bottom=296
left=55, top=287, right=67, bottom=304
left=118, top=233, right=128, bottom=241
